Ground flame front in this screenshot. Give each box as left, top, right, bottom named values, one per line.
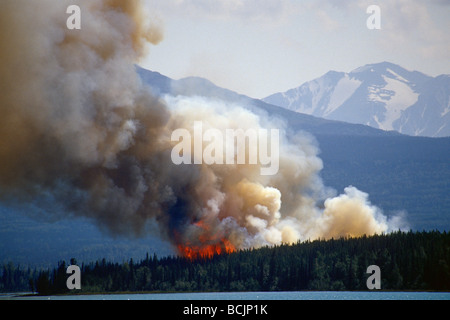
left=176, top=220, right=236, bottom=260
left=178, top=238, right=236, bottom=260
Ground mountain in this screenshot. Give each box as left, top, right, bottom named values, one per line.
left=136, top=66, right=400, bottom=138
left=263, top=62, right=450, bottom=137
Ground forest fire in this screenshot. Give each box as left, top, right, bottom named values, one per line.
left=0, top=1, right=405, bottom=269
left=178, top=238, right=236, bottom=261
left=176, top=220, right=236, bottom=260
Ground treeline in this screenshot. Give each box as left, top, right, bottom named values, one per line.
left=0, top=262, right=37, bottom=293
left=2, top=231, right=449, bottom=294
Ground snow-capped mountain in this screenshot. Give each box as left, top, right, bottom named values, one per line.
left=136, top=66, right=401, bottom=137
left=263, top=62, right=450, bottom=137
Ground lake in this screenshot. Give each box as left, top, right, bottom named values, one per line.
left=4, top=291, right=450, bottom=300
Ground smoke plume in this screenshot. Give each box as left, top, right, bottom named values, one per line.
left=0, top=0, right=406, bottom=258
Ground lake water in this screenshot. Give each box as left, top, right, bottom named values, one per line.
left=3, top=291, right=450, bottom=300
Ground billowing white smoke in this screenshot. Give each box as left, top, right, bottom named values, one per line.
left=0, top=0, right=407, bottom=257
left=162, top=95, right=407, bottom=251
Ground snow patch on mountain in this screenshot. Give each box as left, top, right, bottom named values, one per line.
left=442, top=100, right=450, bottom=117
left=263, top=62, right=449, bottom=137
left=386, top=68, right=409, bottom=84
left=326, top=75, right=361, bottom=117
left=377, top=76, right=419, bottom=130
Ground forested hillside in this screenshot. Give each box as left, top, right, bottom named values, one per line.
left=2, top=231, right=449, bottom=294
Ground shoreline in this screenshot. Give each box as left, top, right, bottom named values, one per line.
left=5, top=289, right=450, bottom=299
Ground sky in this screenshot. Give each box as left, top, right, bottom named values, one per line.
left=141, top=0, right=450, bottom=99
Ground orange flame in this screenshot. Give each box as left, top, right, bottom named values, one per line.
left=176, top=220, right=236, bottom=260
left=178, top=238, right=236, bottom=260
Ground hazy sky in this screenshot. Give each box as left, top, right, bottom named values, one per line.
left=141, top=0, right=450, bottom=99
